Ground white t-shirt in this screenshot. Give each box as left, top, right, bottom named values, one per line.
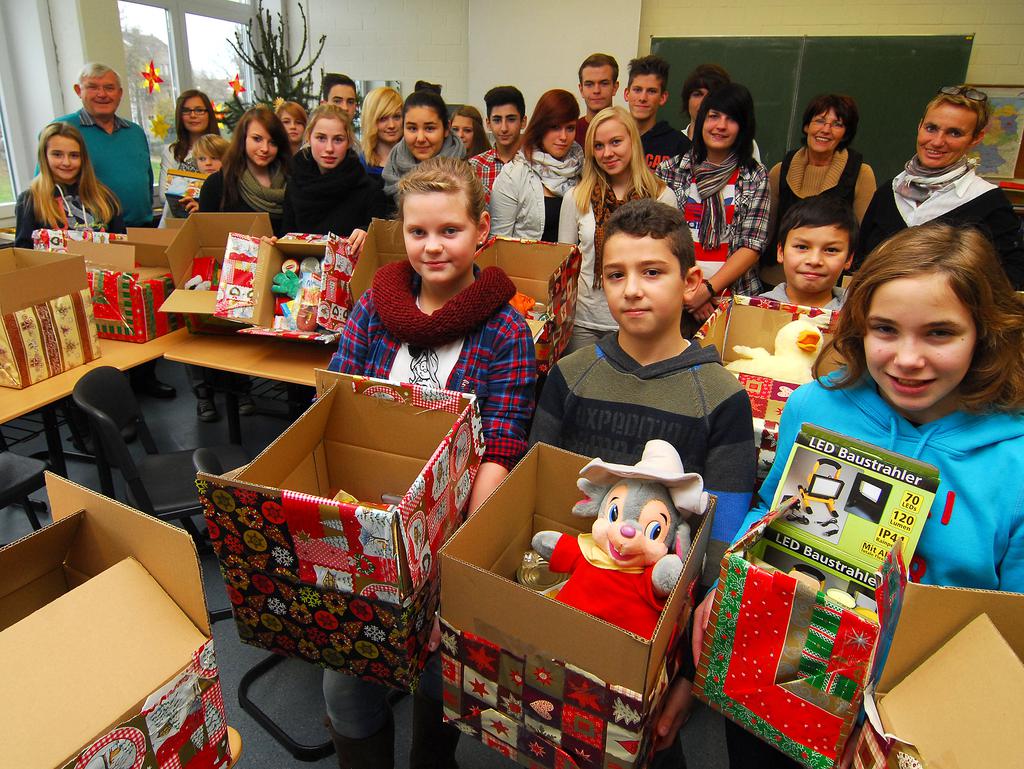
left=389, top=337, right=464, bottom=389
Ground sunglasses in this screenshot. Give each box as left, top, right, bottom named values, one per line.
left=938, top=86, right=987, bottom=103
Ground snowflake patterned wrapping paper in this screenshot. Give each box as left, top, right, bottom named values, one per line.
left=694, top=296, right=841, bottom=487
left=197, top=372, right=483, bottom=691
left=693, top=509, right=904, bottom=769
left=439, top=444, right=715, bottom=769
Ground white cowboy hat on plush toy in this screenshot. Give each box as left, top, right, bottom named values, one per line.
left=531, top=439, right=706, bottom=639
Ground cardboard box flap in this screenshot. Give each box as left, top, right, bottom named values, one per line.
left=160, top=286, right=217, bottom=314
left=125, top=226, right=177, bottom=247
left=0, top=557, right=209, bottom=769
left=878, top=582, right=1024, bottom=692
left=351, top=218, right=406, bottom=301
left=68, top=240, right=139, bottom=271
left=45, top=473, right=211, bottom=635
left=0, top=514, right=82, bottom=629
left=877, top=613, right=1024, bottom=767
left=0, top=249, right=88, bottom=311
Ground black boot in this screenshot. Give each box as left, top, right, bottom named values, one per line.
left=409, top=691, right=459, bottom=769
left=326, top=713, right=395, bottom=769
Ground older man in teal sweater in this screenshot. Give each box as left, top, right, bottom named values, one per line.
left=54, top=63, right=153, bottom=227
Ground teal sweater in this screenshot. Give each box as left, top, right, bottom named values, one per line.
left=53, top=110, right=153, bottom=226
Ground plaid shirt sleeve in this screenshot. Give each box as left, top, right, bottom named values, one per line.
left=654, top=154, right=690, bottom=206
left=327, top=291, right=398, bottom=375
left=727, top=163, right=770, bottom=296
left=470, top=151, right=499, bottom=205
left=459, top=306, right=537, bottom=470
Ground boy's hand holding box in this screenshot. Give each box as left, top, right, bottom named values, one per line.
left=197, top=370, right=483, bottom=690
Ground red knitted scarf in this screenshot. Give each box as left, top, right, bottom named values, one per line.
left=372, top=261, right=516, bottom=348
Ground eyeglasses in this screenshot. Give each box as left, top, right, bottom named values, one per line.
left=810, top=117, right=845, bottom=130
left=83, top=84, right=119, bottom=94
left=938, top=86, right=987, bottom=103
left=181, top=107, right=209, bottom=116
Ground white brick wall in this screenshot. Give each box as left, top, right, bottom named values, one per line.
left=291, top=0, right=470, bottom=102
left=638, top=0, right=1024, bottom=84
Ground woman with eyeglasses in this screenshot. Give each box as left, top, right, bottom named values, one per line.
left=857, top=85, right=1023, bottom=288
left=764, top=94, right=875, bottom=272
left=158, top=89, right=220, bottom=226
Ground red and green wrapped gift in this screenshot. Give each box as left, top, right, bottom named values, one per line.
left=87, top=267, right=183, bottom=343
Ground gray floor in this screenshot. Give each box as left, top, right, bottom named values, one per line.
left=0, top=360, right=726, bottom=769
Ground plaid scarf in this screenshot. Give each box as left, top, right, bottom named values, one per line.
left=590, top=183, right=643, bottom=289
left=693, top=152, right=739, bottom=249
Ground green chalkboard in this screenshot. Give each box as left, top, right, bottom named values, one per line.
left=651, top=35, right=974, bottom=181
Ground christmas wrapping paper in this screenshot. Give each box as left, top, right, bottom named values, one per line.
left=214, top=233, right=261, bottom=321
left=694, top=296, right=839, bottom=486
left=32, top=228, right=127, bottom=253
left=87, top=266, right=183, bottom=342
left=694, top=510, right=900, bottom=769
left=0, top=288, right=101, bottom=388
left=440, top=619, right=679, bottom=769
left=198, top=377, right=483, bottom=690
left=57, top=640, right=230, bottom=769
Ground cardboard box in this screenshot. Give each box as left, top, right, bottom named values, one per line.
left=213, top=232, right=351, bottom=343
left=158, top=212, right=274, bottom=332
left=66, top=232, right=184, bottom=342
left=695, top=296, right=841, bottom=483
left=0, top=473, right=230, bottom=769
left=357, top=219, right=582, bottom=373
left=853, top=584, right=1024, bottom=769
left=197, top=370, right=483, bottom=690
left=439, top=443, right=714, bottom=769
left=0, top=248, right=101, bottom=388
left=694, top=508, right=902, bottom=769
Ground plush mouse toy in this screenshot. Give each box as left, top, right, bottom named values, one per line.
left=531, top=440, right=710, bottom=639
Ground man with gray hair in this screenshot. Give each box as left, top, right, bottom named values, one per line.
left=53, top=63, right=153, bottom=227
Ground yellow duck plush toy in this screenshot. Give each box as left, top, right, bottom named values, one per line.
left=725, top=318, right=823, bottom=384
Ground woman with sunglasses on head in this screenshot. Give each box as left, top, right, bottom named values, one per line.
left=857, top=85, right=1024, bottom=288
left=159, top=89, right=220, bottom=226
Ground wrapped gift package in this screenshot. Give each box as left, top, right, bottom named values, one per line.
left=0, top=249, right=101, bottom=388
left=357, top=218, right=582, bottom=373
left=196, top=370, right=483, bottom=690
left=213, top=232, right=354, bottom=343
left=0, top=474, right=231, bottom=769
left=159, top=212, right=274, bottom=334
left=694, top=296, right=841, bottom=483
left=65, top=229, right=184, bottom=342
left=31, top=227, right=127, bottom=253
left=852, top=583, right=1024, bottom=769
left=439, top=443, right=714, bottom=769
left=694, top=508, right=906, bottom=769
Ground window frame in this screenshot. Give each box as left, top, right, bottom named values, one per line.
left=0, top=30, right=28, bottom=221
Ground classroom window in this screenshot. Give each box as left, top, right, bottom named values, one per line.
left=185, top=13, right=250, bottom=110
left=0, top=106, right=15, bottom=206
left=118, top=1, right=177, bottom=182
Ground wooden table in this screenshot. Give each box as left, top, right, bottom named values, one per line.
left=0, top=328, right=189, bottom=475
left=163, top=333, right=335, bottom=442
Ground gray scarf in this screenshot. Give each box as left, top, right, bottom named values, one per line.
left=522, top=144, right=584, bottom=197
left=382, top=132, right=466, bottom=197
left=895, top=156, right=976, bottom=204
left=239, top=164, right=286, bottom=216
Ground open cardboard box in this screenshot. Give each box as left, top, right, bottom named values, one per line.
left=439, top=443, right=713, bottom=769
left=158, top=212, right=273, bottom=320
left=695, top=295, right=842, bottom=482
left=357, top=218, right=581, bottom=372
left=66, top=229, right=184, bottom=342
left=0, top=248, right=101, bottom=388
left=197, top=369, right=483, bottom=689
left=856, top=583, right=1024, bottom=769
left=0, top=473, right=229, bottom=769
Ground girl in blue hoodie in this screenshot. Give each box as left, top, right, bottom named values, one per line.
left=685, top=222, right=1024, bottom=769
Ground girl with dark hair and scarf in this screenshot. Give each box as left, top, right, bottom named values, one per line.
left=381, top=89, right=465, bottom=200
left=655, top=82, right=770, bottom=321
left=282, top=104, right=388, bottom=253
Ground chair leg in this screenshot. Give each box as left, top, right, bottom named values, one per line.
left=21, top=496, right=43, bottom=530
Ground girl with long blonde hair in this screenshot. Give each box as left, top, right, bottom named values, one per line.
left=15, top=122, right=123, bottom=247
left=360, top=86, right=403, bottom=173
left=558, top=106, right=676, bottom=352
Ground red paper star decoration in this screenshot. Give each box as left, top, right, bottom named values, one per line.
left=140, top=60, right=163, bottom=94
left=228, top=73, right=246, bottom=97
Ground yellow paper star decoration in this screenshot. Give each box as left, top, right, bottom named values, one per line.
left=150, top=113, right=171, bottom=141
left=228, top=73, right=246, bottom=97
left=273, top=97, right=285, bottom=111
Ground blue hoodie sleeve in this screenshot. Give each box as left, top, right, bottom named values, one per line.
left=1000, top=485, right=1024, bottom=592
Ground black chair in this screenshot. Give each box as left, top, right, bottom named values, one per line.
left=72, top=367, right=249, bottom=541
left=0, top=451, right=48, bottom=533
left=193, top=447, right=335, bottom=762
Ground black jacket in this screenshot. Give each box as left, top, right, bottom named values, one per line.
left=198, top=169, right=285, bottom=236
left=281, top=150, right=389, bottom=237
left=857, top=181, right=1024, bottom=289
left=641, top=121, right=691, bottom=172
